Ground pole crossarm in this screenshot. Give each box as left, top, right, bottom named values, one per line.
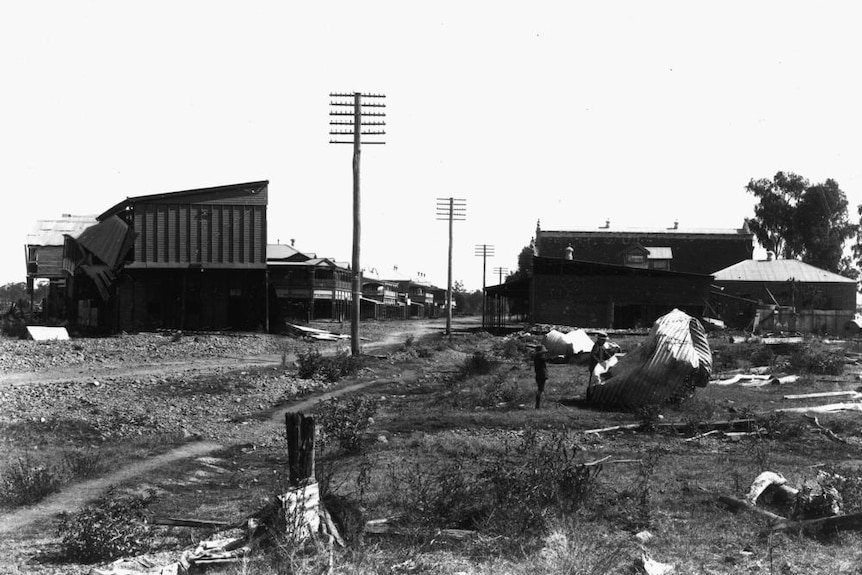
left=328, top=91, right=386, bottom=355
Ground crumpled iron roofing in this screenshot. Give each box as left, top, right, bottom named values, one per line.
left=590, top=309, right=712, bottom=409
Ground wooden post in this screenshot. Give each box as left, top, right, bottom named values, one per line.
left=446, top=197, right=453, bottom=337
left=350, top=92, right=362, bottom=356
left=285, top=412, right=316, bottom=486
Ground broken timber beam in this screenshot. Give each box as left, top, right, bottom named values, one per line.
left=717, top=495, right=786, bottom=524
left=769, top=512, right=862, bottom=536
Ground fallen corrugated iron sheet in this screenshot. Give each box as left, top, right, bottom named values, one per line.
left=75, top=215, right=137, bottom=269
left=543, top=328, right=593, bottom=357
left=25, top=326, right=70, bottom=341
left=589, top=309, right=712, bottom=409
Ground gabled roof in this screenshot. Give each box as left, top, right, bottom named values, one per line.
left=98, top=180, right=268, bottom=220
left=26, top=215, right=97, bottom=246
left=267, top=243, right=312, bottom=262
left=713, top=259, right=857, bottom=284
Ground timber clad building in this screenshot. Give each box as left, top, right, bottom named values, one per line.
left=487, top=221, right=755, bottom=330
left=530, top=257, right=714, bottom=328
left=67, top=181, right=269, bottom=332
left=534, top=221, right=754, bottom=275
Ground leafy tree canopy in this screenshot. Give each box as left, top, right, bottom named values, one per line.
left=747, top=172, right=857, bottom=275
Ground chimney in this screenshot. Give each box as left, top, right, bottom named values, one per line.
left=564, top=245, right=574, bottom=260
left=600, top=219, right=610, bottom=229
left=290, top=238, right=295, bottom=247
left=674, top=220, right=679, bottom=230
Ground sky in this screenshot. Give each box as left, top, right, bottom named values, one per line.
left=3, top=2, right=862, bottom=292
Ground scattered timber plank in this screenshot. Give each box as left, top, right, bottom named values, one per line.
left=783, top=391, right=862, bottom=401
left=803, top=414, right=848, bottom=444
left=151, top=517, right=233, bottom=529
left=777, top=402, right=862, bottom=414
left=364, top=519, right=476, bottom=540
left=683, top=429, right=720, bottom=442
left=770, top=512, right=862, bottom=535
left=584, top=423, right=642, bottom=434
left=717, top=495, right=786, bottom=523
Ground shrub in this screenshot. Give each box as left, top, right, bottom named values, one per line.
left=296, top=348, right=361, bottom=382
left=57, top=489, right=157, bottom=563
left=496, top=337, right=528, bottom=360
left=317, top=396, right=378, bottom=453
left=457, top=351, right=493, bottom=380
left=479, top=429, right=601, bottom=535
left=788, top=347, right=844, bottom=375
left=0, top=456, right=61, bottom=508
left=749, top=345, right=776, bottom=367
left=386, top=429, right=601, bottom=537
left=0, top=314, right=27, bottom=338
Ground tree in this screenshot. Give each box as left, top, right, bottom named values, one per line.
left=452, top=280, right=483, bottom=315
left=747, top=172, right=857, bottom=274
left=508, top=245, right=535, bottom=283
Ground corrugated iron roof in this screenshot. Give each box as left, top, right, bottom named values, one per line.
left=75, top=216, right=136, bottom=269
left=645, top=247, right=673, bottom=260
left=713, top=259, right=856, bottom=284
left=266, top=243, right=314, bottom=261
left=98, top=180, right=269, bottom=220
left=26, top=216, right=97, bottom=246
left=542, top=226, right=750, bottom=236
left=590, top=309, right=711, bottom=409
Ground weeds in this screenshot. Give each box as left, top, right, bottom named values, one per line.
left=457, top=351, right=493, bottom=380
left=788, top=346, right=844, bottom=375
left=0, top=456, right=61, bottom=508
left=317, top=396, right=378, bottom=454
left=57, top=488, right=157, bottom=563
left=386, top=428, right=601, bottom=537
left=296, top=348, right=361, bottom=382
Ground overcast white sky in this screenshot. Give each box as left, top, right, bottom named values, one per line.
left=3, top=2, right=862, bottom=291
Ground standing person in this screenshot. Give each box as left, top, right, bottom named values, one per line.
left=533, top=344, right=548, bottom=409
left=587, top=332, right=611, bottom=400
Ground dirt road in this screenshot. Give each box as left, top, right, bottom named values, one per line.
left=0, top=317, right=455, bottom=537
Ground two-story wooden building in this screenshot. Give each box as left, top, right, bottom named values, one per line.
left=25, top=214, right=96, bottom=319
left=268, top=245, right=352, bottom=323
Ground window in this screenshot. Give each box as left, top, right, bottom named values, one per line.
left=626, top=253, right=646, bottom=264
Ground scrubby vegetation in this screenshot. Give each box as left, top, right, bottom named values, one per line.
left=57, top=489, right=157, bottom=563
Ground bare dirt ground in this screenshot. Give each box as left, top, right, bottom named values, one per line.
left=4, top=318, right=862, bottom=574
left=0, top=318, right=451, bottom=573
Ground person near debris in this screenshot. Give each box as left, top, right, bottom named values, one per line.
left=533, top=345, right=548, bottom=409
left=587, top=332, right=612, bottom=399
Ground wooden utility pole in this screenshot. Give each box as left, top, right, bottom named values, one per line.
left=330, top=92, right=386, bottom=356
left=437, top=197, right=466, bottom=336
left=493, top=266, right=508, bottom=330
left=474, top=244, right=494, bottom=329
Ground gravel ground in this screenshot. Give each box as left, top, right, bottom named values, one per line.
left=0, top=331, right=293, bottom=373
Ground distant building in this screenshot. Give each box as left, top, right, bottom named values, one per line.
left=25, top=214, right=96, bottom=319
left=712, top=257, right=858, bottom=333
left=519, top=256, right=713, bottom=328
left=267, top=241, right=352, bottom=323
left=64, top=181, right=269, bottom=332
left=534, top=220, right=754, bottom=275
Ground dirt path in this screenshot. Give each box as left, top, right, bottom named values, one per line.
left=0, top=318, right=444, bottom=538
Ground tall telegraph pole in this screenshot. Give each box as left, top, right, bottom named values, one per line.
left=329, top=92, right=386, bottom=356
left=474, top=244, right=494, bottom=329
left=436, top=197, right=466, bottom=336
